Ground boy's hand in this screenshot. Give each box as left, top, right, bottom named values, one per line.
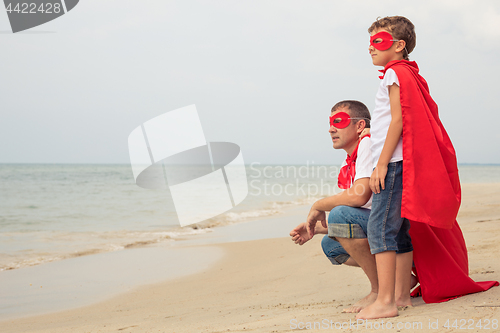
left=290, top=223, right=312, bottom=245
left=359, top=128, right=370, bottom=138
left=305, top=208, right=326, bottom=238
left=370, top=165, right=387, bottom=194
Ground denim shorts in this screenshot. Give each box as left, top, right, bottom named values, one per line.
left=321, top=205, right=371, bottom=265
left=367, top=161, right=413, bottom=255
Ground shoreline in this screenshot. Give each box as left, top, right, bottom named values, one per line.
left=1, top=184, right=499, bottom=332
left=0, top=245, right=225, bottom=321
left=0, top=204, right=311, bottom=321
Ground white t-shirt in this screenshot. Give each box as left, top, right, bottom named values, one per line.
left=370, top=68, right=403, bottom=168
left=339, top=136, right=373, bottom=209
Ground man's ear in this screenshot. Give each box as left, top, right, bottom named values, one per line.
left=356, top=119, right=366, bottom=135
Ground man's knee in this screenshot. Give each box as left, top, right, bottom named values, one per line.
left=327, top=206, right=369, bottom=239
left=328, top=205, right=352, bottom=225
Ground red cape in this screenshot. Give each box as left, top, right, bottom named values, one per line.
left=380, top=60, right=498, bottom=303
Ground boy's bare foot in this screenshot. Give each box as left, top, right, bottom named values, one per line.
left=396, top=296, right=412, bottom=308
left=395, top=274, right=418, bottom=308
left=342, top=292, right=377, bottom=313
left=355, top=300, right=398, bottom=319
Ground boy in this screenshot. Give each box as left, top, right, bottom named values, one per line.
left=356, top=16, right=414, bottom=320
left=358, top=16, right=498, bottom=320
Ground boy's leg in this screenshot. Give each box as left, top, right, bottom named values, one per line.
left=395, top=251, right=413, bottom=307
left=358, top=162, right=404, bottom=319
left=395, top=217, right=414, bottom=307
left=356, top=250, right=398, bottom=319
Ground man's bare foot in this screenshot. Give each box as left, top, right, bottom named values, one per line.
left=342, top=292, right=377, bottom=313
left=410, top=273, right=418, bottom=290
left=356, top=300, right=398, bottom=319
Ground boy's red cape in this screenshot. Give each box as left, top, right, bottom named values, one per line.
left=379, top=60, right=498, bottom=303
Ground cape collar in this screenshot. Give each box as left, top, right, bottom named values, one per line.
left=378, top=60, right=419, bottom=79
left=337, top=134, right=370, bottom=190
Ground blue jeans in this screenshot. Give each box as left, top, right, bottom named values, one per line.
left=367, top=161, right=413, bottom=255
left=321, top=205, right=371, bottom=265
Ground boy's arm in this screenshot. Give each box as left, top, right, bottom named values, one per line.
left=306, top=177, right=371, bottom=237
left=370, top=83, right=403, bottom=194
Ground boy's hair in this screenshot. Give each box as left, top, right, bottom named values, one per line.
left=331, top=100, right=371, bottom=128
left=368, top=16, right=416, bottom=60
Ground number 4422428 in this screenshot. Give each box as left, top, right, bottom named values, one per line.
left=443, top=319, right=498, bottom=330
left=5, top=3, right=62, bottom=14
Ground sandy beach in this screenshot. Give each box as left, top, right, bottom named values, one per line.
left=1, top=183, right=499, bottom=333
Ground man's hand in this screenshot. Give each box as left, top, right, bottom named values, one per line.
left=370, top=165, right=387, bottom=194
left=306, top=208, right=326, bottom=238
left=290, top=223, right=312, bottom=245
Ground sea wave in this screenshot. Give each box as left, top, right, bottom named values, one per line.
left=189, top=195, right=324, bottom=229
left=1, top=194, right=323, bottom=271
left=0, top=228, right=213, bottom=271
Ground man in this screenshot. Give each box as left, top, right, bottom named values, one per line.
left=289, top=100, right=376, bottom=313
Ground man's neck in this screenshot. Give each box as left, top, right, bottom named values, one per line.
left=344, top=139, right=360, bottom=156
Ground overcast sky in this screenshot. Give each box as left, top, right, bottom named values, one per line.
left=1, top=0, right=499, bottom=165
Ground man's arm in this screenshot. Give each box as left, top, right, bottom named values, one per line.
left=306, top=177, right=371, bottom=237
left=312, top=178, right=371, bottom=211
left=290, top=221, right=328, bottom=245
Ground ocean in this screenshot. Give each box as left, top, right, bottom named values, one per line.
left=1, top=163, right=499, bottom=271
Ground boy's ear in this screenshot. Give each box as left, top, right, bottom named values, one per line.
left=396, top=40, right=406, bottom=54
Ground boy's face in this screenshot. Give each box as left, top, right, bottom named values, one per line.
left=369, top=28, right=404, bottom=67
left=329, top=107, right=360, bottom=152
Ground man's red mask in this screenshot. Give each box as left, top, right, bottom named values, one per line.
left=370, top=31, right=398, bottom=51
left=329, top=112, right=351, bottom=129
left=330, top=112, right=369, bottom=129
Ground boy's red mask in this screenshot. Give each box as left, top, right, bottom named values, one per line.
left=370, top=31, right=398, bottom=51
left=329, top=112, right=351, bottom=129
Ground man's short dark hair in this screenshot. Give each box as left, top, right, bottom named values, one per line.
left=331, top=100, right=371, bottom=128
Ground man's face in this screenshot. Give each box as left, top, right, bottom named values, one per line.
left=329, top=107, right=360, bottom=150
